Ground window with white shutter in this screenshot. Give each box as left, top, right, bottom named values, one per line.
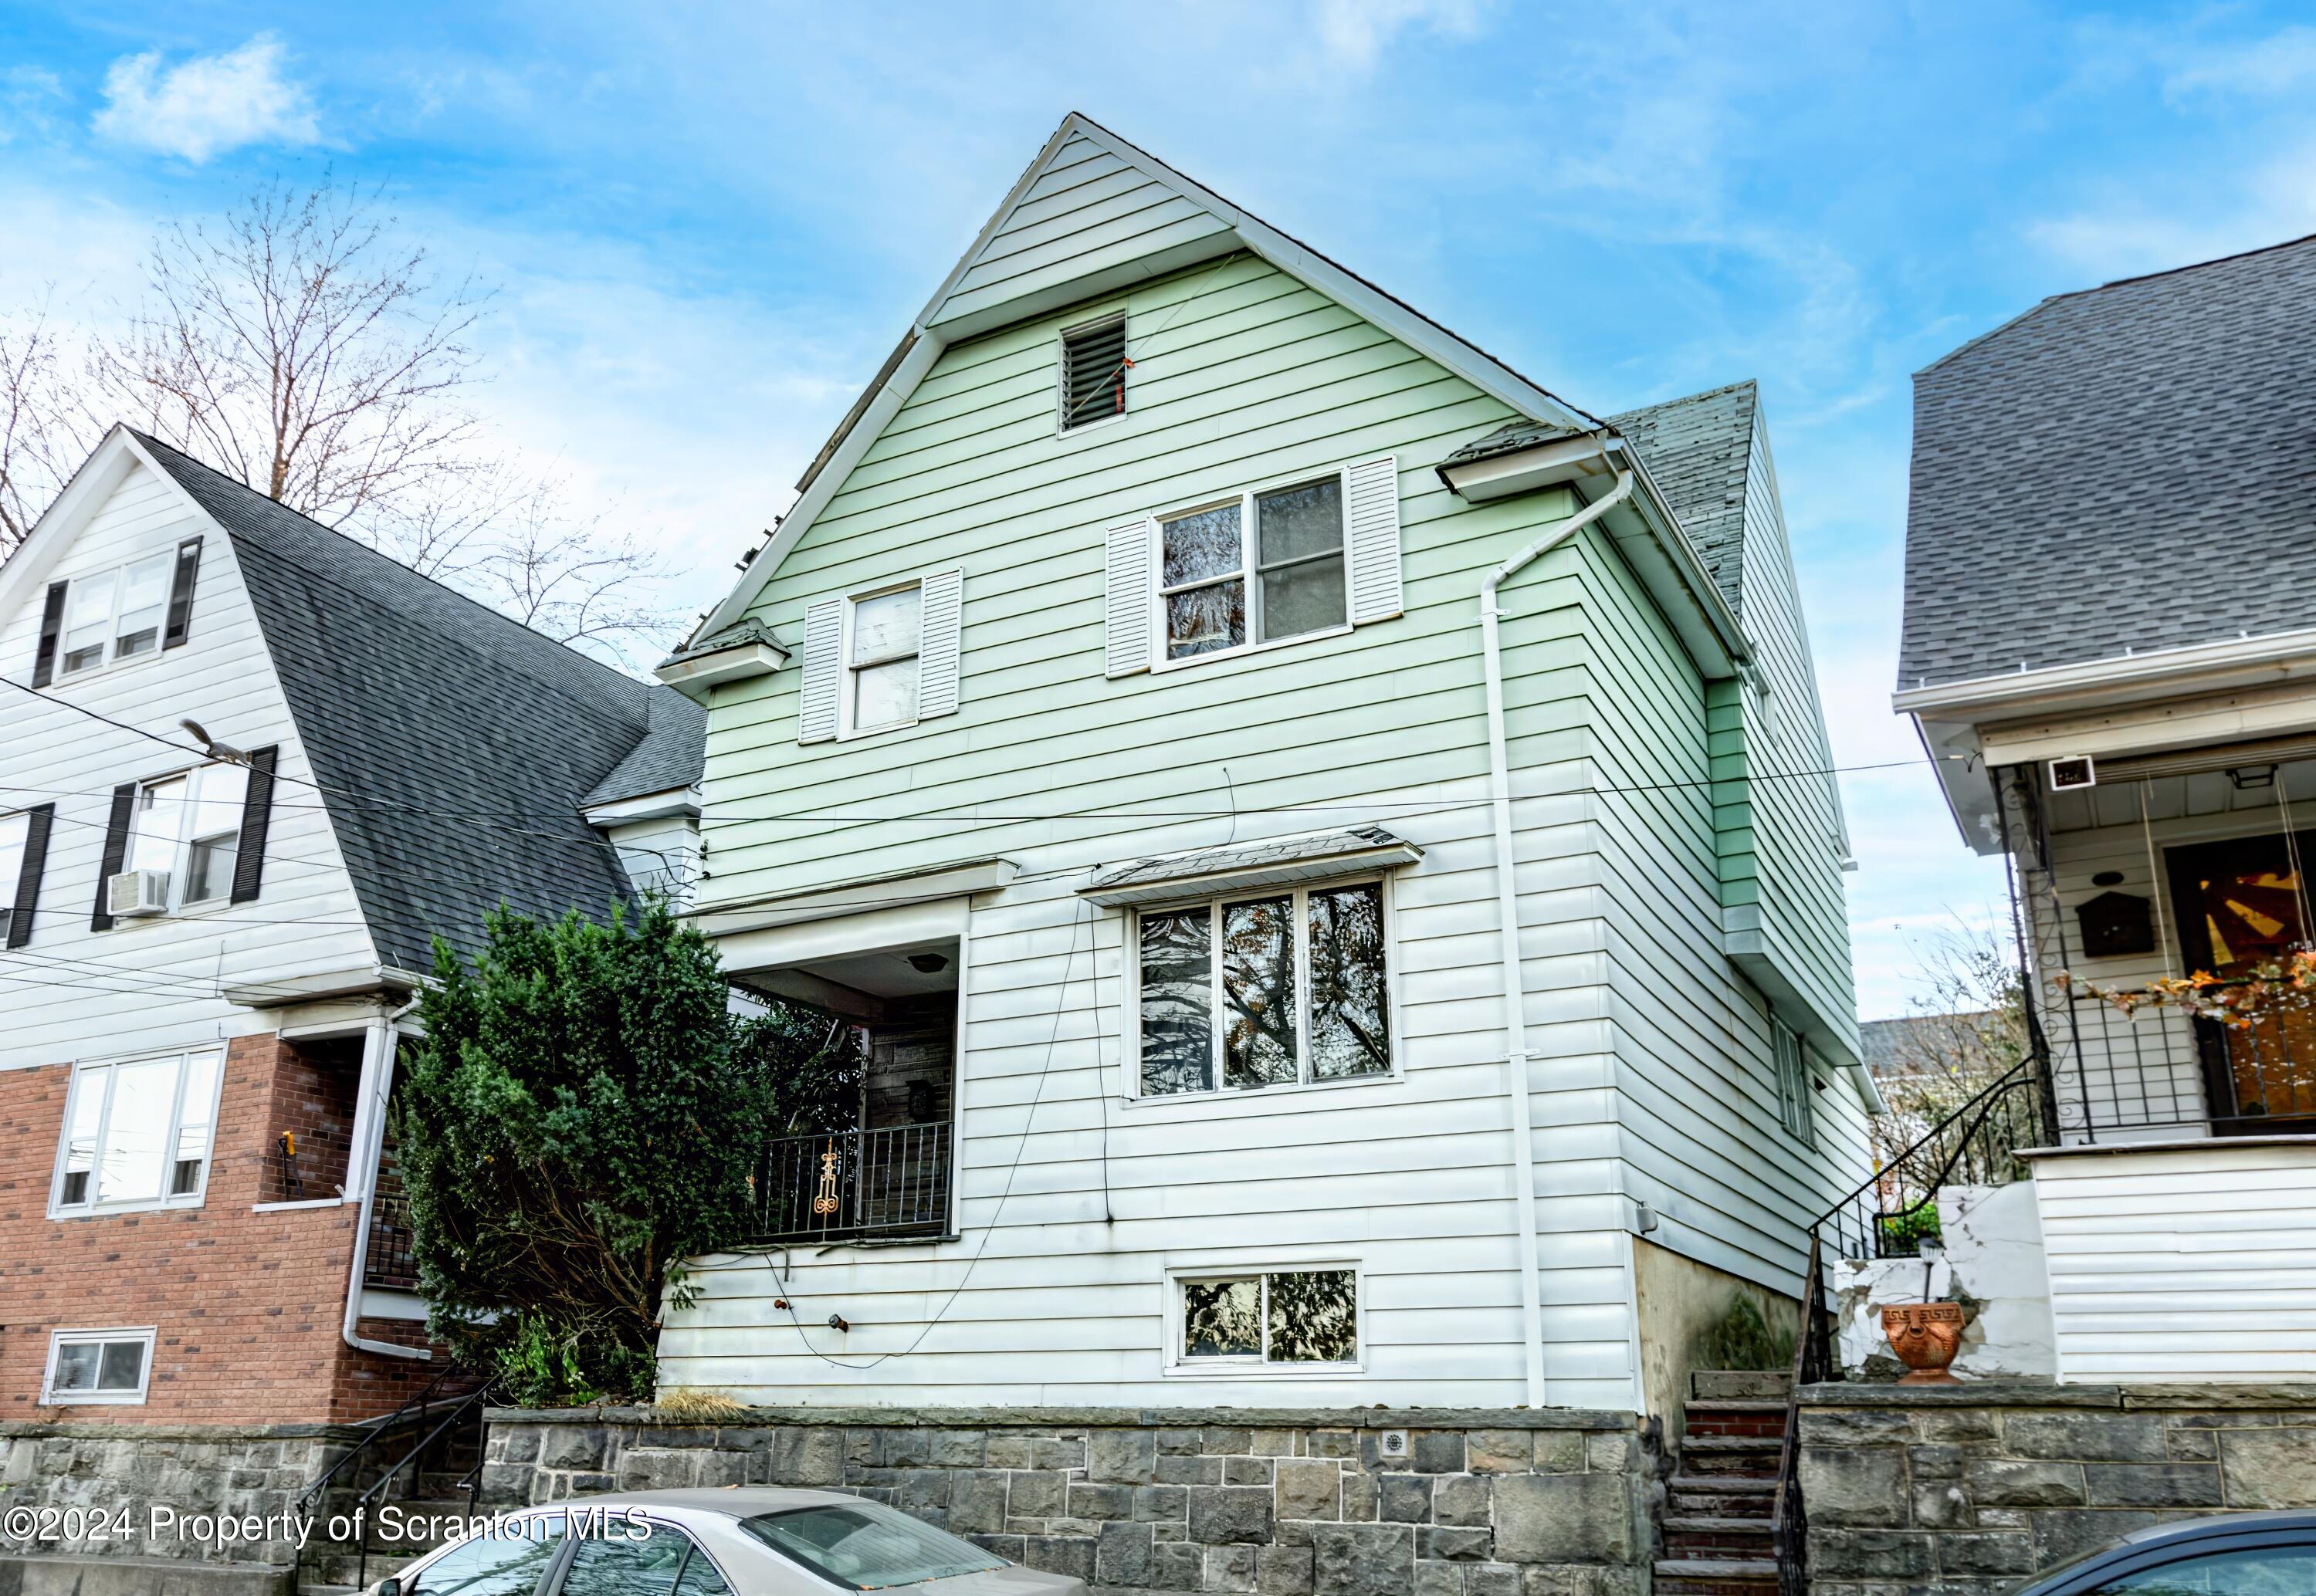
left=1100, top=458, right=1404, bottom=678
left=800, top=573, right=963, bottom=742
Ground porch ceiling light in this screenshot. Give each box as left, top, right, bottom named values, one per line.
left=907, top=952, right=950, bottom=973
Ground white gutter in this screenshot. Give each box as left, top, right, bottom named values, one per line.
left=344, top=1009, right=431, bottom=1362
left=1479, top=461, right=1635, bottom=1409
left=1893, top=624, right=2316, bottom=719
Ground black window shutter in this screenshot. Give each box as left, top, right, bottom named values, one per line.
left=229, top=746, right=279, bottom=905
left=92, top=783, right=135, bottom=932
left=31, top=583, right=67, bottom=688
left=6, top=804, right=53, bottom=948
left=163, top=536, right=203, bottom=649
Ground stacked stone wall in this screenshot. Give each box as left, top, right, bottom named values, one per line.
left=1800, top=1384, right=2316, bottom=1596
left=482, top=1406, right=1655, bottom=1596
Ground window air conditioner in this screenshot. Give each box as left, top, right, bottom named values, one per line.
left=107, top=870, right=171, bottom=918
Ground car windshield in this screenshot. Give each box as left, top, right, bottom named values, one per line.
left=739, top=1501, right=1007, bottom=1591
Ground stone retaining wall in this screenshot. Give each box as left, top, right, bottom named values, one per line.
left=480, top=1406, right=1655, bottom=1596
left=0, top=1421, right=357, bottom=1571
left=1799, top=1383, right=2316, bottom=1596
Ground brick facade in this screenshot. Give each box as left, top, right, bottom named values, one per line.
left=0, top=1031, right=438, bottom=1426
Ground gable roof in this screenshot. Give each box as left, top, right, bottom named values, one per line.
left=127, top=431, right=703, bottom=972
left=1900, top=233, right=2316, bottom=692
left=680, top=112, right=1600, bottom=651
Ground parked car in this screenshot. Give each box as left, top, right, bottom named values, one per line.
left=2009, top=1513, right=2316, bottom=1596
left=370, top=1489, right=1089, bottom=1596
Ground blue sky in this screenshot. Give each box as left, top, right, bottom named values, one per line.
left=6, top=0, right=2315, bottom=1016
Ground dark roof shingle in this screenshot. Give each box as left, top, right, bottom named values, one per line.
left=134, top=432, right=703, bottom=971
left=1901, top=235, right=2316, bottom=690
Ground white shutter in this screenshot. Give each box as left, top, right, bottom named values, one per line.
left=1344, top=455, right=1404, bottom=624
left=797, top=597, right=842, bottom=743
left=917, top=567, right=963, bottom=719
left=1104, top=517, right=1155, bottom=678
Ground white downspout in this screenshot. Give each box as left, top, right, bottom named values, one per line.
left=1479, top=459, right=1635, bottom=1409
left=344, top=1009, right=431, bottom=1361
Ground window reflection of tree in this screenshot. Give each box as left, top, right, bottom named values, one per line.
left=1309, top=885, right=1389, bottom=1077
left=1266, top=1269, right=1356, bottom=1362
left=1140, top=910, right=1214, bottom=1095
left=1224, top=897, right=1299, bottom=1087
left=560, top=1533, right=691, bottom=1596
left=1183, top=1278, right=1261, bottom=1355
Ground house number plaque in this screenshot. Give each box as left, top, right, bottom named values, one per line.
left=813, top=1142, right=841, bottom=1216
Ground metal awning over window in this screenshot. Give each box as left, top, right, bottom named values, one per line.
left=1078, top=825, right=1422, bottom=908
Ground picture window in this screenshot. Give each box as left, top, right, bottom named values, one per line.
left=1137, top=881, right=1390, bottom=1097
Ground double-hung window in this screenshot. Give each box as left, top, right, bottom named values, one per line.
left=58, top=554, right=174, bottom=676
left=42, top=1327, right=154, bottom=1405
left=846, top=583, right=921, bottom=734
left=128, top=762, right=248, bottom=908
left=1136, top=880, right=1390, bottom=1097
left=0, top=811, right=25, bottom=940
left=1159, top=475, right=1347, bottom=662
left=1177, top=1267, right=1358, bottom=1368
left=53, top=1049, right=223, bottom=1214
left=1771, top=1014, right=1816, bottom=1144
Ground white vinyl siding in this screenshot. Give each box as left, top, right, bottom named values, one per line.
left=2033, top=1141, right=2316, bottom=1382
left=0, top=457, right=380, bottom=1073
left=678, top=250, right=1861, bottom=1411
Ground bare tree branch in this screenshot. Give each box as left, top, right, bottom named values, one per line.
left=1, top=178, right=682, bottom=663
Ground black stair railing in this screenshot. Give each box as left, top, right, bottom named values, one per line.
left=1814, top=1058, right=2050, bottom=1261
left=1769, top=1233, right=1833, bottom=1596
left=292, top=1365, right=490, bottom=1594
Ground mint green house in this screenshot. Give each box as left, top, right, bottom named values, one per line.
left=655, top=115, right=1875, bottom=1422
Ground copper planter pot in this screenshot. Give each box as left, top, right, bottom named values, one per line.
left=1881, top=1302, right=1967, bottom=1383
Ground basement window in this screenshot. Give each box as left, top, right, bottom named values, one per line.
left=1177, top=1268, right=1358, bottom=1368
left=1060, top=313, right=1127, bottom=431
left=53, top=1048, right=223, bottom=1215
left=42, top=1327, right=154, bottom=1405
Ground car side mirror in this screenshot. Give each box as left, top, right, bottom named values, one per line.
left=378, top=1579, right=402, bottom=1596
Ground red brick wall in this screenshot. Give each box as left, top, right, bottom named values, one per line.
left=0, top=1030, right=446, bottom=1425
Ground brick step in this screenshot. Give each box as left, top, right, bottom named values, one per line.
left=1684, top=1399, right=1791, bottom=1439
left=1677, top=1435, right=1784, bottom=1478
left=1691, top=1370, right=1793, bottom=1402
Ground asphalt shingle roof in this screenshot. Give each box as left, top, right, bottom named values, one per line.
left=1901, top=235, right=2316, bottom=691
left=134, top=433, right=703, bottom=972
left=1446, top=380, right=1761, bottom=620
left=1609, top=381, right=1757, bottom=620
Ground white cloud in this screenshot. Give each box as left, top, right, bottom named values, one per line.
left=2163, top=24, right=2316, bottom=100
left=93, top=34, right=320, bottom=164
left=2027, top=137, right=2316, bottom=280
left=1312, top=0, right=1485, bottom=69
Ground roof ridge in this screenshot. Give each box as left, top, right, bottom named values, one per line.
left=1918, top=232, right=2316, bottom=378
left=127, top=428, right=661, bottom=710
left=1610, top=377, right=1759, bottom=418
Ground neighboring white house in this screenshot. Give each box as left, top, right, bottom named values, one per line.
left=0, top=425, right=703, bottom=1424
left=651, top=114, right=1876, bottom=1424
left=1894, top=235, right=2316, bottom=1382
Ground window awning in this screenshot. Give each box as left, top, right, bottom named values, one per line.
left=1078, top=825, right=1422, bottom=908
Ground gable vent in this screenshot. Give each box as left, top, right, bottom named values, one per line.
left=1061, top=314, right=1128, bottom=431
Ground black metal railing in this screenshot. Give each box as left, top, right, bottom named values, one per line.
left=750, top=1121, right=953, bottom=1243
left=293, top=1365, right=493, bottom=1594
left=1770, top=1233, right=1834, bottom=1596
left=1814, top=1059, right=2051, bottom=1260
left=365, top=1190, right=420, bottom=1289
